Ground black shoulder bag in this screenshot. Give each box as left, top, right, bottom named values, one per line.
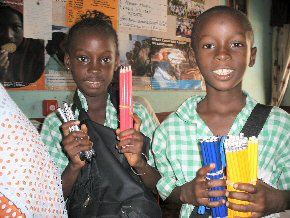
left=240, top=103, right=272, bottom=138
left=66, top=89, right=162, bottom=218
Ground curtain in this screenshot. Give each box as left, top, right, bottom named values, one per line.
left=270, top=0, right=290, bottom=106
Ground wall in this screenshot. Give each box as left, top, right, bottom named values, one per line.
left=242, top=0, right=272, bottom=104
left=8, top=0, right=274, bottom=118
left=8, top=90, right=204, bottom=118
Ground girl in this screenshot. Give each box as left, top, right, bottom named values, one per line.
left=41, top=11, right=161, bottom=217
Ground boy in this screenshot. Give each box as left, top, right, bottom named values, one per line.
left=150, top=5, right=290, bottom=218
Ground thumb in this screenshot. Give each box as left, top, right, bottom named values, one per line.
left=132, top=113, right=142, bottom=132
left=80, top=123, right=88, bottom=134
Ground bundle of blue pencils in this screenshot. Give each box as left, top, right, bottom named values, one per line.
left=198, top=136, right=227, bottom=218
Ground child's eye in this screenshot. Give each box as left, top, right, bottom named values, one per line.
left=13, top=24, right=23, bottom=31
left=202, top=44, right=215, bottom=49
left=230, top=42, right=243, bottom=48
left=101, top=57, right=112, bottom=64
left=77, top=56, right=89, bottom=62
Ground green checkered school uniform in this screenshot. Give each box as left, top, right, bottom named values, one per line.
left=149, top=93, right=290, bottom=218
left=41, top=90, right=159, bottom=173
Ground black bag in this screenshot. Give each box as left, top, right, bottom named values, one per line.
left=66, top=90, right=162, bottom=218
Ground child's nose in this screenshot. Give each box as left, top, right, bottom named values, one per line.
left=2, top=26, right=15, bottom=42
left=215, top=48, right=231, bottom=61
left=88, top=60, right=101, bottom=74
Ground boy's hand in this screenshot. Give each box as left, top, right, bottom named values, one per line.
left=0, top=50, right=9, bottom=74
left=226, top=180, right=283, bottom=217
left=116, top=113, right=145, bottom=168
left=61, top=120, right=93, bottom=169
left=180, top=163, right=226, bottom=207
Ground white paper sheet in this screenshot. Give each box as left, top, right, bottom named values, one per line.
left=119, top=0, right=167, bottom=32
left=24, top=0, right=52, bottom=40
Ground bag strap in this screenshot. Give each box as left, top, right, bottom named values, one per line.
left=72, top=87, right=120, bottom=121
left=241, top=103, right=273, bottom=138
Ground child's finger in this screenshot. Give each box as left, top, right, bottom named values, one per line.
left=131, top=113, right=142, bottom=131
left=226, top=200, right=255, bottom=213
left=233, top=183, right=257, bottom=194
left=61, top=120, right=80, bottom=136
left=196, top=163, right=216, bottom=178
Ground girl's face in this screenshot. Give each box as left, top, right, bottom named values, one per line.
left=194, top=13, right=256, bottom=92
left=65, top=28, right=119, bottom=98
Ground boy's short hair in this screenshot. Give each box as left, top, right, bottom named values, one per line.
left=191, top=5, right=254, bottom=50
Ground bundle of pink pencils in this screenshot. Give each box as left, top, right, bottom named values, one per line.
left=119, top=66, right=133, bottom=134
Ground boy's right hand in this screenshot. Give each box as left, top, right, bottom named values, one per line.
left=180, top=163, right=226, bottom=208
left=61, top=120, right=93, bottom=169
left=0, top=50, right=9, bottom=74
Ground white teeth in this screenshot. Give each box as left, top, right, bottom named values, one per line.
left=213, top=69, right=233, bottom=75
left=87, top=81, right=100, bottom=85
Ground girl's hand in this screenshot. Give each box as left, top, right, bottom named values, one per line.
left=61, top=120, right=93, bottom=170
left=180, top=163, right=227, bottom=207
left=226, top=180, right=282, bottom=217
left=116, top=113, right=145, bottom=168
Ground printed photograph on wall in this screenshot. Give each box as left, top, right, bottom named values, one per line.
left=0, top=0, right=45, bottom=89
left=169, top=0, right=205, bottom=38
left=44, top=25, right=76, bottom=90
left=118, top=33, right=205, bottom=90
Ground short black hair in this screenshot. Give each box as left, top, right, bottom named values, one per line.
left=45, top=32, right=66, bottom=56
left=191, top=5, right=253, bottom=50
left=65, top=10, right=119, bottom=56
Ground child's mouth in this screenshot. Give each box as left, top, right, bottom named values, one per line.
left=86, top=81, right=101, bottom=88
left=212, top=69, right=233, bottom=80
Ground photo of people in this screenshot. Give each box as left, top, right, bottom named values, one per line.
left=168, top=0, right=187, bottom=17
left=170, top=0, right=205, bottom=38
left=44, top=26, right=76, bottom=90
left=45, top=30, right=66, bottom=73
left=176, top=18, right=194, bottom=38
left=119, top=33, right=204, bottom=90
left=0, top=1, right=45, bottom=88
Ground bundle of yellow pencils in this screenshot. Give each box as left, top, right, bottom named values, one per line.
left=224, top=134, right=258, bottom=217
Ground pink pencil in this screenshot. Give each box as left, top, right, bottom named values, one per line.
left=119, top=66, right=133, bottom=134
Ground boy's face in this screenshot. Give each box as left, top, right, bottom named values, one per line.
left=194, top=13, right=256, bottom=92
left=64, top=28, right=119, bottom=98
left=0, top=10, right=23, bottom=47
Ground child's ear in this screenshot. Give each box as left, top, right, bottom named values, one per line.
left=249, top=47, right=257, bottom=67
left=64, top=54, right=71, bottom=70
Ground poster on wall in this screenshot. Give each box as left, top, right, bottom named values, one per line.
left=119, top=33, right=205, bottom=90
left=0, top=0, right=46, bottom=89
left=169, top=0, right=205, bottom=38
left=44, top=25, right=76, bottom=90
left=119, top=0, right=167, bottom=32
left=65, top=0, right=118, bottom=29
left=1, top=0, right=210, bottom=91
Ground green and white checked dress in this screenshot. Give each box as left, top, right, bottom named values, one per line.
left=150, top=93, right=290, bottom=218
left=41, top=90, right=159, bottom=174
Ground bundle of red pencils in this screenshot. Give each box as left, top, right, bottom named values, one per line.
left=119, top=66, right=133, bottom=134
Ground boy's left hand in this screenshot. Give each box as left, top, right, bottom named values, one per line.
left=226, top=180, right=282, bottom=217
left=116, top=113, right=145, bottom=168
